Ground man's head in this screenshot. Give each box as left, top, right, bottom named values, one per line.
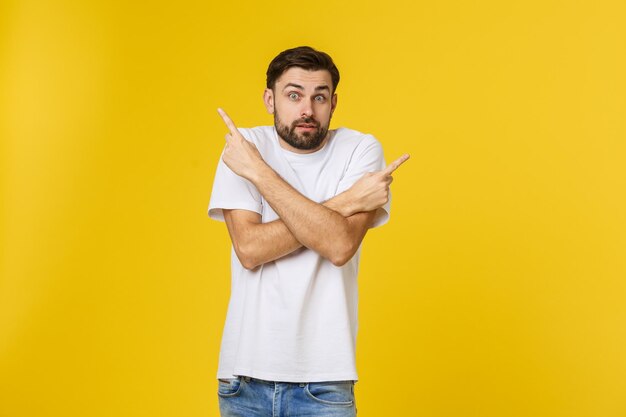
left=266, top=46, right=340, bottom=94
left=263, top=46, right=340, bottom=153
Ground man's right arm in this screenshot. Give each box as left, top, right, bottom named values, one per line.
left=223, top=168, right=395, bottom=270
left=215, top=109, right=408, bottom=268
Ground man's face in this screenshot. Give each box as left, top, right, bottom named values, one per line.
left=264, top=67, right=337, bottom=153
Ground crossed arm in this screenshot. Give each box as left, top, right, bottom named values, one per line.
left=217, top=108, right=409, bottom=269
left=223, top=188, right=376, bottom=269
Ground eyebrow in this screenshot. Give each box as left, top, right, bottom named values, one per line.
left=282, top=83, right=331, bottom=93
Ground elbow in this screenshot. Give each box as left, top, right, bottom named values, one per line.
left=328, top=240, right=358, bottom=267
left=330, top=256, right=350, bottom=267
left=233, top=242, right=260, bottom=270
left=240, top=257, right=259, bottom=270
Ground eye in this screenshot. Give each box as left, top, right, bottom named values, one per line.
left=314, top=95, right=326, bottom=102
left=289, top=92, right=299, bottom=101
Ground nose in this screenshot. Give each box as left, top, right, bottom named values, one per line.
left=300, top=100, right=313, bottom=118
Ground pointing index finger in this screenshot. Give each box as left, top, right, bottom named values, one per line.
left=217, top=108, right=239, bottom=135
left=383, top=153, right=410, bottom=175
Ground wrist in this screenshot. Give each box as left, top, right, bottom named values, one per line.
left=249, top=160, right=274, bottom=185
left=326, top=191, right=357, bottom=217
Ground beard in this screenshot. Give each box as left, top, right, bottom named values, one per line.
left=274, top=112, right=330, bottom=151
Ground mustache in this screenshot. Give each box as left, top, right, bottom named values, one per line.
left=292, top=117, right=320, bottom=127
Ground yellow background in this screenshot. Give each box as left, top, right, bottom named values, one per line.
left=1, top=0, right=625, bottom=416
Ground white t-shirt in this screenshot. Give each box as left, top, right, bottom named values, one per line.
left=208, top=126, right=390, bottom=382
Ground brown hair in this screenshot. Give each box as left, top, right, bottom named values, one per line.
left=266, top=46, right=340, bottom=93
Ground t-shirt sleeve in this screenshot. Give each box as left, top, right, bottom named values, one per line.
left=336, top=134, right=391, bottom=228
left=208, top=148, right=263, bottom=222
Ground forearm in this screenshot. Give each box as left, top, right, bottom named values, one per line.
left=226, top=190, right=364, bottom=269
left=251, top=166, right=368, bottom=265
left=224, top=211, right=300, bottom=269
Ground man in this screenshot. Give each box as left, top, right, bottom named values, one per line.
left=209, top=46, right=408, bottom=417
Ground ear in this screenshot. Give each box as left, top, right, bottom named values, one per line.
left=330, top=93, right=338, bottom=115
left=263, top=88, right=275, bottom=114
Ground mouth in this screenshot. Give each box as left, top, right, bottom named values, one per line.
left=295, top=123, right=318, bottom=130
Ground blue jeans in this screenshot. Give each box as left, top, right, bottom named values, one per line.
left=218, top=376, right=357, bottom=417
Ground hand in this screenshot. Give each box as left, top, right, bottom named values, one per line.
left=344, top=154, right=410, bottom=214
left=217, top=108, right=267, bottom=182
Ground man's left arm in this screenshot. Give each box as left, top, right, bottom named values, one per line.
left=249, top=168, right=378, bottom=266
left=218, top=108, right=408, bottom=266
